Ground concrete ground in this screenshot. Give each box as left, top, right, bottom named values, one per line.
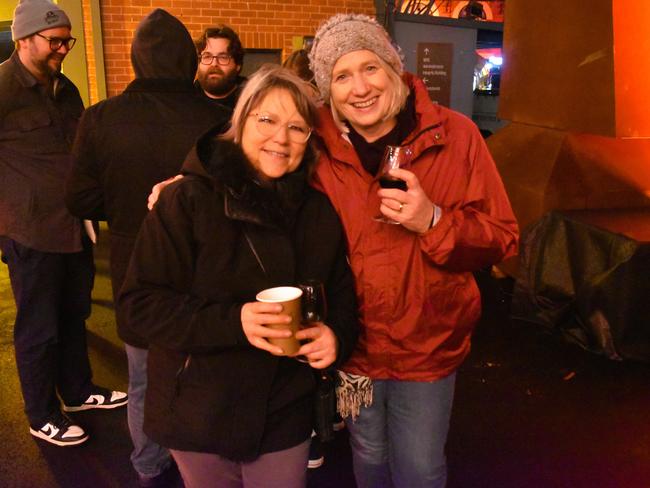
left=1, top=231, right=649, bottom=487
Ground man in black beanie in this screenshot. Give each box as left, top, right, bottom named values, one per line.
left=0, top=0, right=127, bottom=448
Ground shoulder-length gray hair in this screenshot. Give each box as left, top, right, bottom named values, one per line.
left=222, top=64, right=320, bottom=144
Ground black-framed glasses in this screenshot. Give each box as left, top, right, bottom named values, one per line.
left=199, top=52, right=233, bottom=66
left=249, top=112, right=312, bottom=144
left=35, top=33, right=76, bottom=51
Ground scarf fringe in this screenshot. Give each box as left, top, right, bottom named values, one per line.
left=336, top=370, right=373, bottom=421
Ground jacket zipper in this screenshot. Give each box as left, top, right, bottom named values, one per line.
left=171, top=354, right=192, bottom=411
left=244, top=230, right=268, bottom=277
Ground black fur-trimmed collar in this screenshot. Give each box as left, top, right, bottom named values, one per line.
left=183, top=127, right=314, bottom=229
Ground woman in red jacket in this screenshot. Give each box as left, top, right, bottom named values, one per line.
left=309, top=14, right=519, bottom=488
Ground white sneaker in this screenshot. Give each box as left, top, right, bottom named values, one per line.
left=62, top=386, right=128, bottom=412
left=29, top=413, right=88, bottom=446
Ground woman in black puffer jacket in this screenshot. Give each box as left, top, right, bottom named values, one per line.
left=118, top=66, right=358, bottom=488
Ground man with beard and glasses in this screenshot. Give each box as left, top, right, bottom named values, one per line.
left=194, top=25, right=247, bottom=110
left=0, top=0, right=127, bottom=448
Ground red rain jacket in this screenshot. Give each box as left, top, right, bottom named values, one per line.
left=313, top=73, right=519, bottom=381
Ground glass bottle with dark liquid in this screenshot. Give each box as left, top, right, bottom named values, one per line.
left=296, top=280, right=327, bottom=363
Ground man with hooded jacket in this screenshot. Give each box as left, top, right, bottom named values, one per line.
left=65, top=9, right=229, bottom=487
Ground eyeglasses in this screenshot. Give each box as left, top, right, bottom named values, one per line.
left=249, top=113, right=312, bottom=144
left=199, top=52, right=233, bottom=66
left=35, top=33, right=76, bottom=51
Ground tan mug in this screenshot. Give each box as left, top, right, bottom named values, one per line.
left=255, top=286, right=303, bottom=355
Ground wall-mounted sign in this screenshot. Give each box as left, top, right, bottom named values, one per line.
left=417, top=42, right=453, bottom=107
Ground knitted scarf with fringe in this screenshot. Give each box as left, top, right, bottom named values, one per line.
left=336, top=370, right=373, bottom=421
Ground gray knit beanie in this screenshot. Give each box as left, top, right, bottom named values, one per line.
left=309, top=14, right=403, bottom=102
left=11, top=0, right=71, bottom=41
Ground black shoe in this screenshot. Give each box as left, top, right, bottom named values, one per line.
left=308, top=434, right=325, bottom=469
left=29, top=412, right=89, bottom=447
left=62, top=386, right=128, bottom=412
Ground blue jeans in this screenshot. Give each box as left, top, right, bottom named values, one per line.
left=125, top=344, right=171, bottom=478
left=345, top=373, right=456, bottom=488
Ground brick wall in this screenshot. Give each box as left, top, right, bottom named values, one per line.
left=96, top=0, right=376, bottom=97
left=81, top=0, right=99, bottom=104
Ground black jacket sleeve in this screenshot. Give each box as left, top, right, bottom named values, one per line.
left=117, top=180, right=249, bottom=353
left=65, top=108, right=107, bottom=220
left=324, top=234, right=359, bottom=369
left=297, top=191, right=359, bottom=369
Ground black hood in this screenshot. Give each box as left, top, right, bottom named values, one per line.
left=130, top=9, right=197, bottom=80
left=180, top=125, right=316, bottom=229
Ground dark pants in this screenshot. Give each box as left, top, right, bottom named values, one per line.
left=170, top=439, right=310, bottom=488
left=0, top=237, right=95, bottom=428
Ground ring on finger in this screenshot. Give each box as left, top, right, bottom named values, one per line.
left=398, top=202, right=404, bottom=212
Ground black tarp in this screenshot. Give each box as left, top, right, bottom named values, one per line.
left=511, top=210, right=650, bottom=362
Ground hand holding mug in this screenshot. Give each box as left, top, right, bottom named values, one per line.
left=241, top=301, right=294, bottom=355
left=251, top=286, right=303, bottom=355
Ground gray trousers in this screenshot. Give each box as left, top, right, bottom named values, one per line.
left=171, top=439, right=310, bottom=488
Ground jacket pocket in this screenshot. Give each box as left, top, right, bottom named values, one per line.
left=3, top=107, right=67, bottom=155
left=3, top=107, right=52, bottom=132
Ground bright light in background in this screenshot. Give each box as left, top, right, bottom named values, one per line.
left=488, top=56, right=503, bottom=66
left=476, top=48, right=502, bottom=60
left=474, top=51, right=503, bottom=93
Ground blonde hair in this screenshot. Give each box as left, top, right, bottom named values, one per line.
left=222, top=64, right=319, bottom=144
left=329, top=52, right=409, bottom=134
